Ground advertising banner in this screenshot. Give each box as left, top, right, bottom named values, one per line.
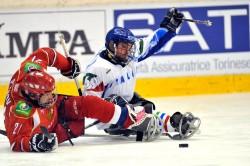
left=113, top=4, right=250, bottom=77
left=0, top=9, right=106, bottom=81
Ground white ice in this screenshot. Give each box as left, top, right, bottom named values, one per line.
left=0, top=93, right=250, bottom=166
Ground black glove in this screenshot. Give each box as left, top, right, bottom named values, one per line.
left=105, top=94, right=128, bottom=107
left=30, top=133, right=58, bottom=152
left=61, top=57, right=81, bottom=79
left=160, top=8, right=184, bottom=32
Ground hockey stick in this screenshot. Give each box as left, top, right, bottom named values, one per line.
left=59, top=34, right=82, bottom=96
left=177, top=17, right=213, bottom=26
left=85, top=120, right=101, bottom=129
left=0, top=127, right=198, bottom=140
left=84, top=132, right=180, bottom=140
left=85, top=121, right=143, bottom=141
left=58, top=34, right=93, bottom=132
left=0, top=129, right=7, bottom=136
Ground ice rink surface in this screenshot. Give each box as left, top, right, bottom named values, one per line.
left=0, top=93, right=250, bottom=166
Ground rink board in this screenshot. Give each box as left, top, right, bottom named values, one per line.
left=1, top=73, right=250, bottom=105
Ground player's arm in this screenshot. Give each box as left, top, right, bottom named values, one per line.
left=21, top=47, right=80, bottom=79
left=5, top=102, right=57, bottom=152
left=135, top=8, right=184, bottom=62
left=7, top=121, right=32, bottom=152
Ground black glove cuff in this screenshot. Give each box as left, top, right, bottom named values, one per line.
left=160, top=8, right=184, bottom=32
left=61, top=57, right=80, bottom=79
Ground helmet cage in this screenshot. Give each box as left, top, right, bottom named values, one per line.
left=105, top=27, right=136, bottom=65
left=38, top=93, right=58, bottom=108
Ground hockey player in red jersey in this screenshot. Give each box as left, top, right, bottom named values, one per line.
left=3, top=47, right=156, bottom=152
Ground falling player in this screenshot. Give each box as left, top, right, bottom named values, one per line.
left=3, top=47, right=158, bottom=152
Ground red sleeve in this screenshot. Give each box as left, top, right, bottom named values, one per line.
left=5, top=103, right=58, bottom=152
left=5, top=106, right=34, bottom=152
left=22, top=47, right=71, bottom=72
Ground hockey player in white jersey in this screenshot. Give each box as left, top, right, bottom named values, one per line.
left=83, top=8, right=201, bottom=140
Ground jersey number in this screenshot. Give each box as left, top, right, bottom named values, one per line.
left=13, top=123, right=22, bottom=135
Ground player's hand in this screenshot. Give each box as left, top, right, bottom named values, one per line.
left=30, top=133, right=58, bottom=152
left=61, top=57, right=81, bottom=79
left=105, top=94, right=128, bottom=107
left=160, top=8, right=184, bottom=32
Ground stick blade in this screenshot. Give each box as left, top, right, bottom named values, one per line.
left=0, top=129, right=7, bottom=136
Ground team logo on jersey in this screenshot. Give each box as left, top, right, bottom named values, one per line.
left=83, top=73, right=103, bottom=90
left=15, top=101, right=32, bottom=117
left=83, top=73, right=97, bottom=83
left=24, top=62, right=41, bottom=73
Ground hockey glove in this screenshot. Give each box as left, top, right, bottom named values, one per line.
left=30, top=133, right=58, bottom=152
left=61, top=57, right=81, bottom=79
left=105, top=94, right=128, bottom=107
left=160, top=8, right=184, bottom=32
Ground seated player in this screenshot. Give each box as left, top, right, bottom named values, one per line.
left=82, top=8, right=201, bottom=138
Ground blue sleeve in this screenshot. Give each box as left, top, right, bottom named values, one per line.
left=137, top=28, right=176, bottom=62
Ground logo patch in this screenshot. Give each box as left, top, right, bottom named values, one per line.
left=83, top=73, right=98, bottom=83
left=24, top=62, right=41, bottom=73
left=15, top=101, right=32, bottom=117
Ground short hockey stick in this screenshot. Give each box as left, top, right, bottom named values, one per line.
left=59, top=34, right=82, bottom=96
left=177, top=17, right=213, bottom=26
left=0, top=129, right=7, bottom=136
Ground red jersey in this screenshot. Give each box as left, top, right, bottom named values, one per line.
left=4, top=47, right=72, bottom=152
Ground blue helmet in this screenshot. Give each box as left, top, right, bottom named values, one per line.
left=105, top=27, right=136, bottom=65
left=105, top=27, right=136, bottom=48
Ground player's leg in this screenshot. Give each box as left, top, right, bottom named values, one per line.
left=155, top=111, right=201, bottom=139
left=128, top=94, right=201, bottom=139
left=55, top=95, right=155, bottom=142
left=103, top=94, right=134, bottom=136
left=104, top=93, right=156, bottom=136
left=104, top=94, right=156, bottom=136
left=54, top=120, right=84, bottom=144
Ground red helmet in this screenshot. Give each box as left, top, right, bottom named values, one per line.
left=20, top=70, right=55, bottom=96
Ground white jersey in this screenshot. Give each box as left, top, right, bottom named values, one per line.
left=83, top=28, right=175, bottom=102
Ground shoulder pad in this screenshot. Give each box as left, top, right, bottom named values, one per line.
left=15, top=101, right=32, bottom=117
